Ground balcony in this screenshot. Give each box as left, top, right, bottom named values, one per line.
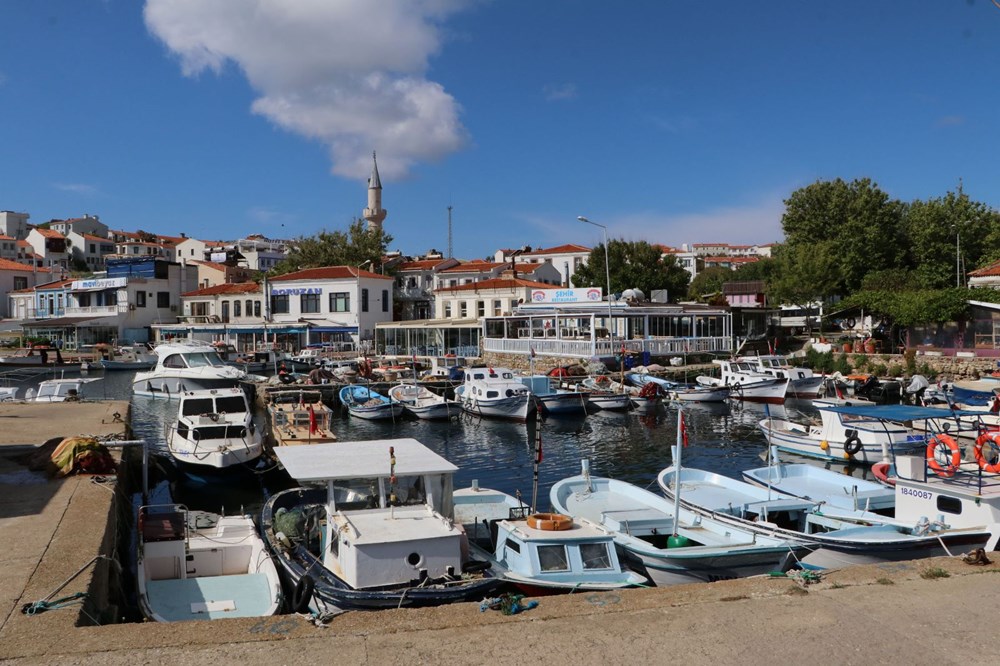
left=64, top=305, right=119, bottom=317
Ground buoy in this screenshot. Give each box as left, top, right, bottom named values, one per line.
left=667, top=535, right=691, bottom=548
left=819, top=440, right=829, bottom=451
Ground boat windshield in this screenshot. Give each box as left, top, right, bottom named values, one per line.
left=185, top=352, right=224, bottom=368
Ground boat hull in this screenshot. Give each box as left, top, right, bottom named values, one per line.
left=458, top=392, right=534, bottom=420
left=133, top=375, right=244, bottom=397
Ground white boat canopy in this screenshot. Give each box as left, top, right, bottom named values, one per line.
left=273, top=438, right=458, bottom=482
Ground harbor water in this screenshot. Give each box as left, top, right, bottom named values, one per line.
left=5, top=368, right=876, bottom=515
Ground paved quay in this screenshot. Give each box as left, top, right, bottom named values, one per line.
left=2, top=400, right=1000, bottom=665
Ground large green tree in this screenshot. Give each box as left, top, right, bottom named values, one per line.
left=904, top=190, right=1000, bottom=288
left=781, top=178, right=906, bottom=294
left=687, top=266, right=731, bottom=300
left=572, top=240, right=689, bottom=302
left=270, top=219, right=392, bottom=276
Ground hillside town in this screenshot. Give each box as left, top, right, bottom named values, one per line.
left=0, top=154, right=779, bottom=361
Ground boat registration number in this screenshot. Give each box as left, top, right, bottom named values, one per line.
left=900, top=487, right=933, bottom=500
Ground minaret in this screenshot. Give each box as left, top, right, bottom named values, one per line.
left=363, top=151, right=387, bottom=232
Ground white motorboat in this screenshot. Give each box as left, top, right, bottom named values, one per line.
left=0, top=386, right=18, bottom=402
left=28, top=377, right=102, bottom=403
left=133, top=341, right=251, bottom=397
left=657, top=464, right=994, bottom=571
left=166, top=388, right=263, bottom=469
left=625, top=372, right=729, bottom=403
left=758, top=402, right=930, bottom=464
left=453, top=485, right=648, bottom=593
left=261, top=438, right=502, bottom=613
left=455, top=367, right=535, bottom=421
left=550, top=464, right=798, bottom=586
left=696, top=359, right=788, bottom=404
left=388, top=382, right=459, bottom=420
left=94, top=344, right=157, bottom=370
left=737, top=354, right=825, bottom=399
left=137, top=504, right=282, bottom=622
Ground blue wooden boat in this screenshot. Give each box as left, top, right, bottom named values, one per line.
left=339, top=384, right=404, bottom=420
left=261, top=439, right=501, bottom=613
left=453, top=484, right=647, bottom=593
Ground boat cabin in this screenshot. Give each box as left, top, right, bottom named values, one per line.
left=273, top=439, right=464, bottom=590
left=174, top=388, right=254, bottom=441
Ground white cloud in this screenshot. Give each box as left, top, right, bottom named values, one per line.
left=248, top=206, right=296, bottom=225
left=543, top=83, right=577, bottom=101
left=608, top=195, right=787, bottom=246
left=937, top=115, right=965, bottom=127
left=53, top=182, right=99, bottom=196
left=144, top=0, right=469, bottom=180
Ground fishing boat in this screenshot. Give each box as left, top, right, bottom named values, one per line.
left=453, top=484, right=648, bottom=594
left=266, top=389, right=337, bottom=446
left=165, top=388, right=263, bottom=469
left=520, top=375, right=590, bottom=416
left=757, top=402, right=929, bottom=464
left=741, top=459, right=895, bottom=514
left=0, top=347, right=86, bottom=370
left=695, top=359, right=788, bottom=404
left=133, top=341, right=252, bottom=397
left=657, top=465, right=994, bottom=571
left=94, top=344, right=157, bottom=370
left=28, top=377, right=102, bottom=403
left=550, top=463, right=798, bottom=586
left=136, top=504, right=282, bottom=622
left=388, top=383, right=459, bottom=420
left=261, top=438, right=501, bottom=613
left=454, top=367, right=535, bottom=421
left=339, top=384, right=404, bottom=421
left=626, top=372, right=729, bottom=403
left=574, top=376, right=632, bottom=411
left=736, top=354, right=825, bottom=399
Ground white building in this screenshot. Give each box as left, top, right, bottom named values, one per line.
left=1, top=259, right=54, bottom=319
left=0, top=211, right=30, bottom=240
left=49, top=215, right=109, bottom=239
left=25, top=228, right=69, bottom=272
left=514, top=244, right=592, bottom=287
left=66, top=231, right=116, bottom=270
left=434, top=276, right=554, bottom=320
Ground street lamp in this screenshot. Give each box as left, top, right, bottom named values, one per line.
left=356, top=259, right=372, bottom=352
left=577, top=216, right=615, bottom=355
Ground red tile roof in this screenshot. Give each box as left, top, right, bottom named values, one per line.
left=511, top=262, right=545, bottom=272
left=269, top=266, right=392, bottom=282
left=522, top=244, right=591, bottom=255
left=970, top=261, right=1000, bottom=277
left=439, top=261, right=505, bottom=273
left=34, top=228, right=65, bottom=239
left=182, top=282, right=261, bottom=297
left=190, top=260, right=232, bottom=272
left=81, top=233, right=113, bottom=242
left=397, top=259, right=448, bottom=271
left=0, top=258, right=50, bottom=272
left=35, top=278, right=75, bottom=289
left=436, top=277, right=552, bottom=292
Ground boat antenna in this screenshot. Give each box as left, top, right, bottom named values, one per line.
left=388, top=446, right=397, bottom=511
left=672, top=407, right=684, bottom=538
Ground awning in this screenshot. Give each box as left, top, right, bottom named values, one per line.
left=309, top=326, right=357, bottom=333
left=22, top=317, right=105, bottom=328
left=154, top=324, right=309, bottom=334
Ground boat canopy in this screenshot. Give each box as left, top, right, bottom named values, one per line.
left=817, top=404, right=986, bottom=421
left=273, top=438, right=458, bottom=482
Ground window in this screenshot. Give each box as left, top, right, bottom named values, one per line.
left=301, top=293, right=320, bottom=314
left=13, top=277, right=27, bottom=291
left=382, top=289, right=389, bottom=313
left=233, top=300, right=242, bottom=317
left=459, top=302, right=468, bottom=317
left=221, top=301, right=230, bottom=323
left=245, top=300, right=253, bottom=317
left=504, top=539, right=521, bottom=554
left=192, top=302, right=207, bottom=316
left=89, top=244, right=95, bottom=253
left=580, top=543, right=612, bottom=570
left=78, top=293, right=91, bottom=307
left=254, top=301, right=261, bottom=318
left=271, top=294, right=289, bottom=314
left=444, top=303, right=452, bottom=318
left=477, top=301, right=485, bottom=317
left=157, top=292, right=170, bottom=308
left=537, top=545, right=569, bottom=572
left=361, top=288, right=369, bottom=313
left=329, top=292, right=349, bottom=312
left=136, top=292, right=147, bottom=308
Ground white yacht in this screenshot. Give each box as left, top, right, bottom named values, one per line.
left=133, top=341, right=250, bottom=397
left=166, top=388, right=263, bottom=469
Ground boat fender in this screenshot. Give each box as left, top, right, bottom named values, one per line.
left=843, top=435, right=863, bottom=456
left=819, top=440, right=830, bottom=451
left=927, top=434, right=962, bottom=478
left=291, top=575, right=315, bottom=614
left=526, top=513, right=573, bottom=531
left=973, top=432, right=1000, bottom=474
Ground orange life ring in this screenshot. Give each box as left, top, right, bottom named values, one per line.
left=973, top=432, right=1000, bottom=474
left=927, top=434, right=962, bottom=478
left=526, top=513, right=573, bottom=531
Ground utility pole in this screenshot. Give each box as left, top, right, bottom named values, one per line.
left=447, top=205, right=453, bottom=259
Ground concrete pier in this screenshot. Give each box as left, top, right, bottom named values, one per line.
left=2, top=399, right=1000, bottom=664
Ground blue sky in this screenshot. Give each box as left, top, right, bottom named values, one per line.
left=2, top=1, right=1000, bottom=260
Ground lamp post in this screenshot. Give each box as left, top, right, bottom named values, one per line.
left=356, top=259, right=372, bottom=352
left=577, top=216, right=614, bottom=356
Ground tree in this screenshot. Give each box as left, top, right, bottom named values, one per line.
left=781, top=178, right=906, bottom=294
left=687, top=266, right=731, bottom=300
left=904, top=190, right=1000, bottom=288
left=270, top=219, right=393, bottom=276
left=572, top=239, right=690, bottom=302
